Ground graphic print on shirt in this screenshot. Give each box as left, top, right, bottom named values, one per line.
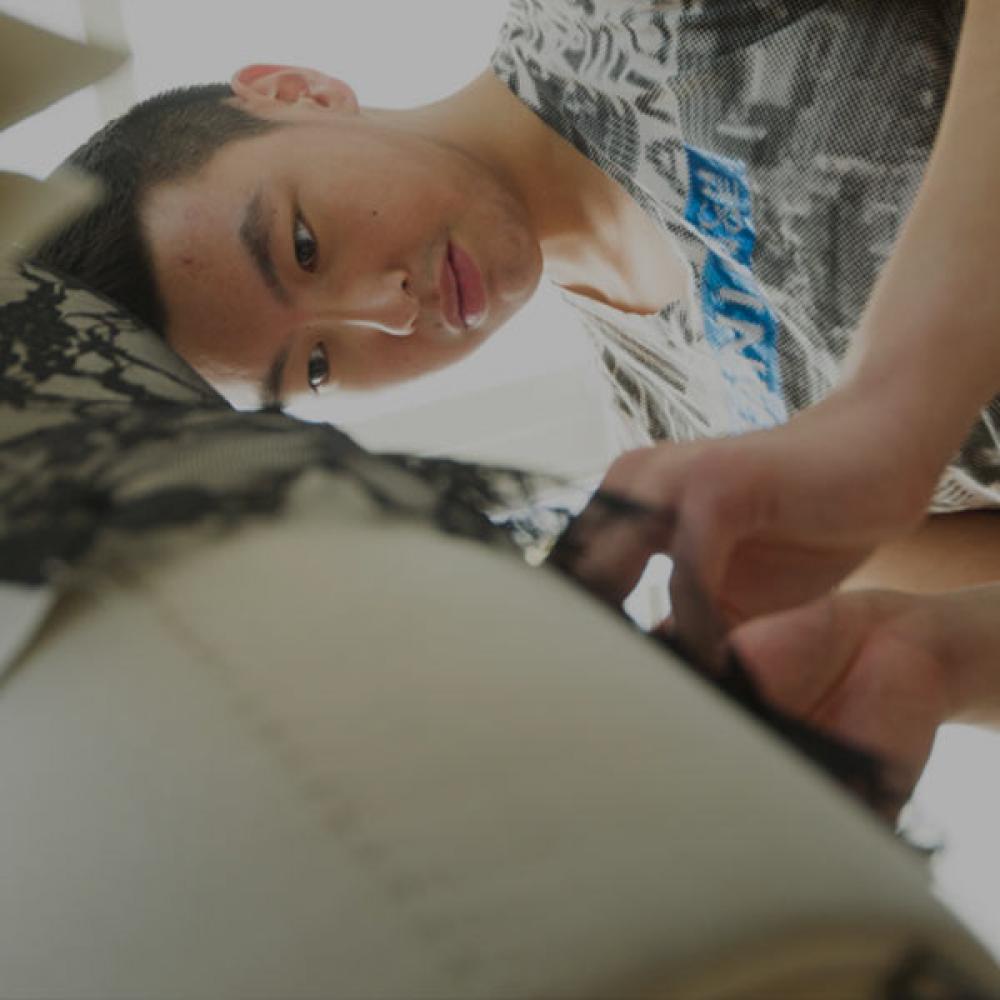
left=684, top=144, right=786, bottom=430
left=493, top=0, right=1000, bottom=508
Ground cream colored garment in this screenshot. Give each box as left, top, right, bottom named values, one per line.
left=1, top=493, right=997, bottom=998
left=0, top=11, right=126, bottom=661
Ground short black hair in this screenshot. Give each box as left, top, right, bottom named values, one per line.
left=33, top=83, right=282, bottom=334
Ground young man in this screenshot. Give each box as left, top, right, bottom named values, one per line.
left=39, top=59, right=682, bottom=404
left=35, top=0, right=1000, bottom=768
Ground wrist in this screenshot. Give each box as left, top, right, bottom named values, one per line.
left=804, top=378, right=942, bottom=526
left=839, top=314, right=992, bottom=481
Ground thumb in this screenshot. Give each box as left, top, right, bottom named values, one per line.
left=730, top=595, right=847, bottom=717
left=731, top=590, right=910, bottom=717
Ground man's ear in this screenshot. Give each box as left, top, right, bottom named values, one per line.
left=230, top=65, right=360, bottom=115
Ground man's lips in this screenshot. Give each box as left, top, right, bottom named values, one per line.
left=440, top=241, right=487, bottom=333
left=449, top=241, right=487, bottom=328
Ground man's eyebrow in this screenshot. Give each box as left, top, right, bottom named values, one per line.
left=261, top=340, right=292, bottom=410
left=239, top=189, right=291, bottom=306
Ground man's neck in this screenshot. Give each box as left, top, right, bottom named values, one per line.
left=370, top=70, right=683, bottom=314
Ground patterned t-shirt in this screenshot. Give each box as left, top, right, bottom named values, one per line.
left=492, top=0, right=1000, bottom=511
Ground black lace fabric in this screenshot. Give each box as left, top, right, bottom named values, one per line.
left=1, top=262, right=904, bottom=820
left=0, top=263, right=568, bottom=585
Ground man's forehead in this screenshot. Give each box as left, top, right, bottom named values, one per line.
left=143, top=176, right=294, bottom=382
left=144, top=165, right=245, bottom=240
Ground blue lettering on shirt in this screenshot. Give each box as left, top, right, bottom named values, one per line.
left=684, top=145, right=787, bottom=429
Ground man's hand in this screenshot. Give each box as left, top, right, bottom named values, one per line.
left=566, top=387, right=938, bottom=662
left=565, top=0, right=1000, bottom=663
left=730, top=585, right=1000, bottom=794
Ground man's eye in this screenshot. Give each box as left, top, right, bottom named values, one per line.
left=293, top=214, right=318, bottom=272
left=307, top=343, right=329, bottom=391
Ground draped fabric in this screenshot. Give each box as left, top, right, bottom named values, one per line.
left=0, top=261, right=903, bottom=815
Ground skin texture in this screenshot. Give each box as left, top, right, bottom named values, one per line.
left=144, top=67, right=543, bottom=402
left=142, top=65, right=683, bottom=405
left=845, top=511, right=1000, bottom=596
left=732, top=582, right=1000, bottom=794
left=568, top=383, right=936, bottom=664
left=732, top=589, right=955, bottom=799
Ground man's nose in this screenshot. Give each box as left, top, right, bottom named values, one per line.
left=335, top=268, right=418, bottom=338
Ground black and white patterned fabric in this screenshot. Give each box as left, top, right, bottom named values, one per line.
left=0, top=263, right=569, bottom=591
left=492, top=0, right=999, bottom=511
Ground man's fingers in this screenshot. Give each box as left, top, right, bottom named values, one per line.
left=729, top=597, right=842, bottom=715
left=550, top=446, right=678, bottom=602
left=667, top=489, right=743, bottom=670
left=730, top=590, right=905, bottom=716
left=549, top=491, right=676, bottom=604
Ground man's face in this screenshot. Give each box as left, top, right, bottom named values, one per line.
left=142, top=69, right=543, bottom=405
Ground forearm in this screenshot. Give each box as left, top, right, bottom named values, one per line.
left=934, top=584, right=1000, bottom=727
left=845, top=511, right=1000, bottom=594
left=840, top=0, right=1000, bottom=475
left=843, top=514, right=1000, bottom=726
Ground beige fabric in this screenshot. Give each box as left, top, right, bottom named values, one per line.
left=0, top=11, right=125, bottom=263
left=0, top=12, right=124, bottom=132
left=0, top=168, right=99, bottom=266
left=1, top=492, right=997, bottom=998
